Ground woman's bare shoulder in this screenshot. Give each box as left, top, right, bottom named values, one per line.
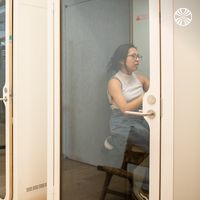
left=108, top=77, right=122, bottom=91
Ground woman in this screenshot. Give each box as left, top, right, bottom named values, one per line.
left=106, top=43, right=149, bottom=200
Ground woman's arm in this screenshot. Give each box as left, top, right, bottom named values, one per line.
left=136, top=74, right=150, bottom=92
left=108, top=78, right=143, bottom=113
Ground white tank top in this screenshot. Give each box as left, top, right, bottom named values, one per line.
left=108, top=70, right=144, bottom=110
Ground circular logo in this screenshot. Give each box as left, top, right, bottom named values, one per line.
left=174, top=8, right=192, bottom=27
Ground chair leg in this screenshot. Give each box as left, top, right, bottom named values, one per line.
left=128, top=179, right=133, bottom=200
left=99, top=173, right=112, bottom=200
left=128, top=178, right=138, bottom=200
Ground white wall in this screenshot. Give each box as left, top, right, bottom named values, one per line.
left=13, top=0, right=47, bottom=199
left=173, top=0, right=200, bottom=199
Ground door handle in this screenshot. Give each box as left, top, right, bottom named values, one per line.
left=1, top=86, right=9, bottom=102
left=0, top=96, right=7, bottom=102
left=125, top=110, right=155, bottom=118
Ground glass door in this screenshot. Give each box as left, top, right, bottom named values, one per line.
left=59, top=0, right=160, bottom=199
left=47, top=0, right=160, bottom=199
left=0, top=1, right=6, bottom=197
left=61, top=0, right=135, bottom=198
left=0, top=0, right=13, bottom=199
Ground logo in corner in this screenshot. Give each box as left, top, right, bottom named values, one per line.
left=174, top=8, right=192, bottom=27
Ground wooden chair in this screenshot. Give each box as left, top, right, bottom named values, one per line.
left=97, top=132, right=149, bottom=200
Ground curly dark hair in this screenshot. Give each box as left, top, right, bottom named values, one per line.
left=107, top=43, right=137, bottom=74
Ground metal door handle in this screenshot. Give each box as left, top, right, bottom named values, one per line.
left=0, top=97, right=7, bottom=102
left=125, top=110, right=155, bottom=118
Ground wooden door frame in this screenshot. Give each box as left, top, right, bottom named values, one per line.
left=47, top=0, right=174, bottom=200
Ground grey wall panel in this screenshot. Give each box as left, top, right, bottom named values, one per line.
left=62, top=0, right=130, bottom=165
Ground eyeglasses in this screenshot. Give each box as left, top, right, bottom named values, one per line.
left=127, top=54, right=142, bottom=60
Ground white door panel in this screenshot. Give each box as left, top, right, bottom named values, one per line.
left=13, top=1, right=48, bottom=199
left=144, top=1, right=160, bottom=199
left=173, top=1, right=200, bottom=200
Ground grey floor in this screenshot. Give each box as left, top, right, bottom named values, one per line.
left=61, top=158, right=131, bottom=200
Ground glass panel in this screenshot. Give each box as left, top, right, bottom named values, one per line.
left=61, top=0, right=149, bottom=199
left=0, top=0, right=6, bottom=198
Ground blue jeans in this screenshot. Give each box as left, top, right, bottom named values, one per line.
left=106, top=109, right=149, bottom=191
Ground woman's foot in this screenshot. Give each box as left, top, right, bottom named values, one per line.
left=104, top=136, right=114, bottom=150
left=136, top=188, right=149, bottom=200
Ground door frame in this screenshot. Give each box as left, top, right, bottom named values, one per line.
left=160, top=0, right=174, bottom=200
left=0, top=1, right=13, bottom=200
left=47, top=0, right=174, bottom=200
left=47, top=1, right=60, bottom=200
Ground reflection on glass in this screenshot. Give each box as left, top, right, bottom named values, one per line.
left=61, top=0, right=149, bottom=199
left=0, top=0, right=6, bottom=198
